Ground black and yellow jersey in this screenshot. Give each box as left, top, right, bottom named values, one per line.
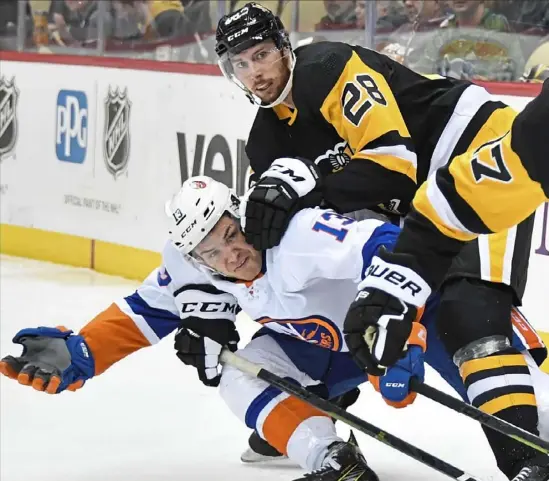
left=245, top=41, right=549, bottom=295
left=393, top=80, right=549, bottom=289
left=246, top=41, right=507, bottom=216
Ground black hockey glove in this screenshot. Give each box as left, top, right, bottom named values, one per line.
left=242, top=157, right=323, bottom=251
left=174, top=317, right=239, bottom=387
left=343, top=247, right=431, bottom=376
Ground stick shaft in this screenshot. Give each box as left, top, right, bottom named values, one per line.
left=411, top=378, right=549, bottom=454
left=221, top=350, right=480, bottom=481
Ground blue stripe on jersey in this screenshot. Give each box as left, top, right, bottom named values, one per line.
left=245, top=384, right=282, bottom=430
left=512, top=329, right=526, bottom=353
left=360, top=223, right=400, bottom=279
left=125, top=291, right=181, bottom=339
left=244, top=377, right=299, bottom=430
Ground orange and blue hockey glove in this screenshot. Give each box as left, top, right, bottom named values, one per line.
left=0, top=326, right=95, bottom=394
left=368, top=322, right=427, bottom=408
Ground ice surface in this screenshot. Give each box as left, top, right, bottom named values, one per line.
left=0, top=255, right=506, bottom=481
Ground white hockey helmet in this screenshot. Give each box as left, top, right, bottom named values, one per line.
left=165, top=176, right=240, bottom=255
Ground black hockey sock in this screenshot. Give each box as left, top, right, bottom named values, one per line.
left=461, top=347, right=541, bottom=477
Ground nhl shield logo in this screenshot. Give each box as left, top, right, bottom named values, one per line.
left=0, top=76, right=19, bottom=159
left=104, top=87, right=131, bottom=178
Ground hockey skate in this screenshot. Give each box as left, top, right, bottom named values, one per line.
left=241, top=388, right=360, bottom=464
left=512, top=455, right=549, bottom=481
left=240, top=430, right=288, bottom=463
left=293, top=432, right=378, bottom=481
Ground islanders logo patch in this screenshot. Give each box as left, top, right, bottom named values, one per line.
left=257, top=315, right=342, bottom=351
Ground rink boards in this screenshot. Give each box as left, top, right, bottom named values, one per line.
left=0, top=52, right=547, bottom=342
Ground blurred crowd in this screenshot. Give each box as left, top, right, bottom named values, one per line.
left=0, top=0, right=547, bottom=82
left=308, top=0, right=549, bottom=82
left=0, top=1, right=212, bottom=50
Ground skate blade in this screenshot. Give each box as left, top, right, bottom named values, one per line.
left=240, top=447, right=290, bottom=464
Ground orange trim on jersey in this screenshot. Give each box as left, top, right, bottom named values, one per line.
left=79, top=303, right=151, bottom=375
left=512, top=307, right=544, bottom=351
left=262, top=396, right=329, bottom=455
left=258, top=316, right=341, bottom=351
left=235, top=271, right=264, bottom=288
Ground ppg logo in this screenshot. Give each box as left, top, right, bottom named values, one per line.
left=56, top=90, right=88, bottom=163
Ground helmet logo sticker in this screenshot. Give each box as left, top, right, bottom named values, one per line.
left=173, top=208, right=186, bottom=225
left=191, top=180, right=207, bottom=189
left=225, top=7, right=249, bottom=25
left=228, top=27, right=249, bottom=42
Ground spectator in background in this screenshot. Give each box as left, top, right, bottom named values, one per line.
left=49, top=0, right=113, bottom=46
left=399, top=0, right=454, bottom=32
left=0, top=0, right=19, bottom=36
left=315, top=0, right=356, bottom=30
left=111, top=0, right=147, bottom=40
left=492, top=0, right=549, bottom=35
left=378, top=0, right=455, bottom=66
left=29, top=0, right=51, bottom=48
left=180, top=0, right=212, bottom=35
left=413, top=0, right=525, bottom=81
left=111, top=1, right=186, bottom=41
left=447, top=0, right=510, bottom=31
left=0, top=0, right=33, bottom=42
left=355, top=0, right=409, bottom=31
left=142, top=0, right=184, bottom=38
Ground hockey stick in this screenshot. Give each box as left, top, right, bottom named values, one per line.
left=220, top=350, right=480, bottom=481
left=410, top=378, right=549, bottom=455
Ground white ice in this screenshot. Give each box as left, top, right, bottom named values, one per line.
left=0, top=255, right=507, bottom=481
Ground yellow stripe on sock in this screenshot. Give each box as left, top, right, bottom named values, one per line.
left=460, top=354, right=527, bottom=379
left=479, top=393, right=537, bottom=415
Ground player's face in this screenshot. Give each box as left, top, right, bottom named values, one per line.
left=230, top=40, right=291, bottom=104
left=193, top=215, right=262, bottom=281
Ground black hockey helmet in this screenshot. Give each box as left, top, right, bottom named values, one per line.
left=215, top=2, right=296, bottom=108
left=215, top=2, right=291, bottom=58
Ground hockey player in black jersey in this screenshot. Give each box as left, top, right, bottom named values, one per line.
left=215, top=3, right=549, bottom=480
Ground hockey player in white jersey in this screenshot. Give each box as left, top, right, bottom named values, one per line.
left=1, top=176, right=548, bottom=480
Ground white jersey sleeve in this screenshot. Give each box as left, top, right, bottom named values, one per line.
left=79, top=241, right=239, bottom=375
left=273, top=209, right=400, bottom=292
left=116, top=241, right=240, bottom=343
